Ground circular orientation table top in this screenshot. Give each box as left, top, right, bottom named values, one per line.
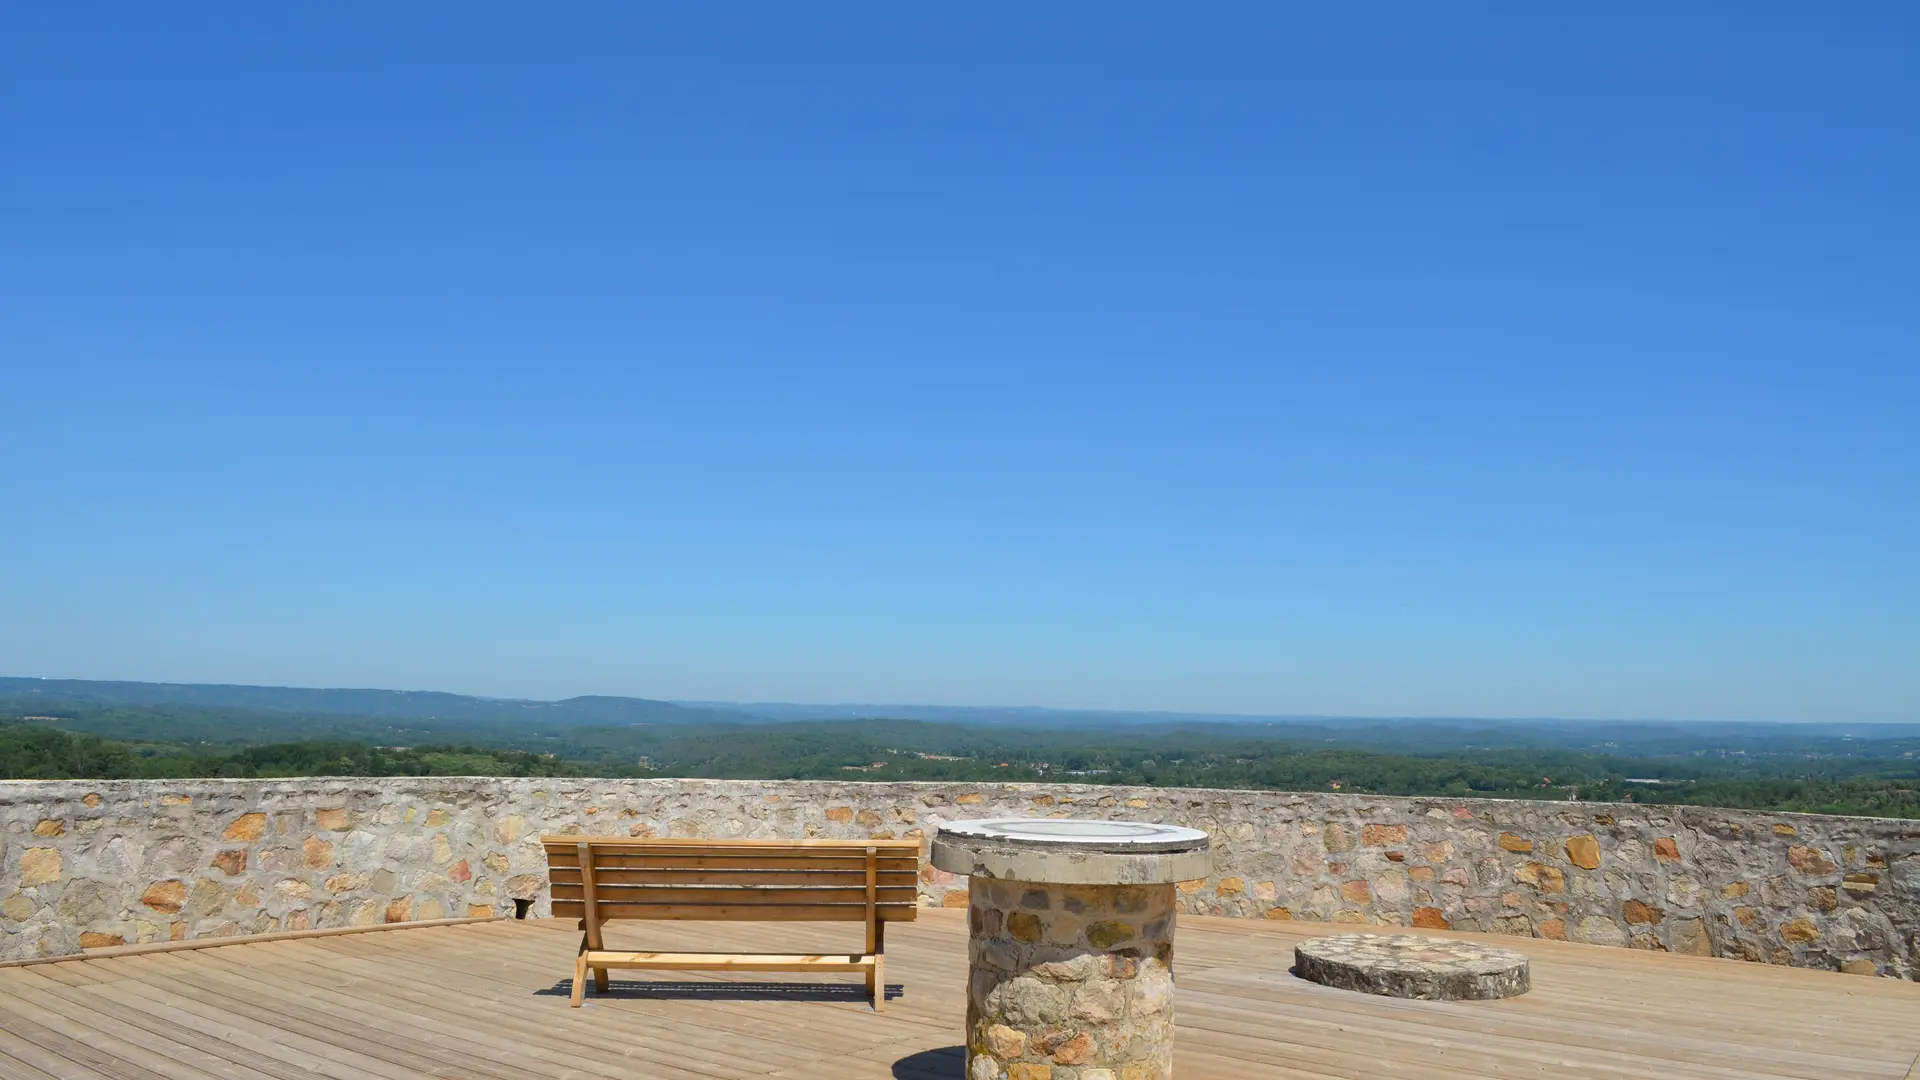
left=931, top=816, right=1213, bottom=885
left=1294, top=933, right=1531, bottom=1000
left=938, top=817, right=1210, bottom=851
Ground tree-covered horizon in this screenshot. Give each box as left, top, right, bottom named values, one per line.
left=3, top=698, right=1915, bottom=819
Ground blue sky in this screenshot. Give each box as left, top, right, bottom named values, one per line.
left=2, top=6, right=1914, bottom=721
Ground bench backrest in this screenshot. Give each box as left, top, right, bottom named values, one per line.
left=541, top=836, right=923, bottom=923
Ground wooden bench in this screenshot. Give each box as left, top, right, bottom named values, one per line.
left=542, top=835, right=921, bottom=1010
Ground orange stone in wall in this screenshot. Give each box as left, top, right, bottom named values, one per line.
left=1514, top=863, right=1566, bottom=893
left=1565, top=834, right=1601, bottom=870
left=20, top=848, right=61, bottom=887
left=1362, top=823, right=1407, bottom=846
left=1624, top=899, right=1665, bottom=925
left=1786, top=845, right=1835, bottom=874
left=224, top=812, right=268, bottom=842
left=141, top=880, right=187, bottom=914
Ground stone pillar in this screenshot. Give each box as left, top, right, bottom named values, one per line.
left=932, top=818, right=1212, bottom=1080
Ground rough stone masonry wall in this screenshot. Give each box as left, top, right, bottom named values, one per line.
left=966, top=878, right=1178, bottom=1080
left=1, top=778, right=1914, bottom=977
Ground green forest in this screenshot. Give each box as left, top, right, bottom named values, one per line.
left=3, top=693, right=1916, bottom=818
left=0, top=724, right=582, bottom=780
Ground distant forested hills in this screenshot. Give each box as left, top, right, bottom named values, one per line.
left=2, top=679, right=1916, bottom=818
left=8, top=677, right=1917, bottom=753
left=0, top=722, right=583, bottom=780
left=0, top=677, right=756, bottom=727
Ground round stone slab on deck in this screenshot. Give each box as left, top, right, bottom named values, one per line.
left=1295, top=934, right=1531, bottom=1000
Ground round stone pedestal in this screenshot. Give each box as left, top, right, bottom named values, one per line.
left=932, top=818, right=1212, bottom=1080
left=1294, top=934, right=1530, bottom=1000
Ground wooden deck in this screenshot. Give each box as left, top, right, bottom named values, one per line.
left=0, top=909, right=1914, bottom=1079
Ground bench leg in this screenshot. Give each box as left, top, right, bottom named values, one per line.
left=867, top=919, right=886, bottom=1012
left=594, top=964, right=610, bottom=993
left=572, top=949, right=589, bottom=1007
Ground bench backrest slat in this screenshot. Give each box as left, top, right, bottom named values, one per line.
left=550, top=868, right=919, bottom=887
left=541, top=835, right=923, bottom=924
left=551, top=884, right=917, bottom=905
left=546, top=852, right=918, bottom=872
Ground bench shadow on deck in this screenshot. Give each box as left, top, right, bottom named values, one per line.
left=0, top=908, right=1916, bottom=1080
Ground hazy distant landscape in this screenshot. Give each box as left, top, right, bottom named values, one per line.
left=3, top=677, right=1915, bottom=818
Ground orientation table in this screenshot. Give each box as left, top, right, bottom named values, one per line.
left=932, top=817, right=1213, bottom=1080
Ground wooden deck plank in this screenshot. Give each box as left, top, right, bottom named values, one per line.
left=134, top=950, right=534, bottom=1080
left=0, top=1029, right=93, bottom=1080
left=0, top=969, right=278, bottom=1080
left=0, top=910, right=1914, bottom=1079
left=298, top=927, right=859, bottom=1071
left=0, top=1006, right=158, bottom=1080
left=1174, top=968, right=1906, bottom=1076
left=0, top=1050, right=63, bottom=1080
left=64, top=965, right=435, bottom=1080
left=658, top=914, right=1909, bottom=1078
left=0, top=968, right=340, bottom=1080
left=237, top=938, right=796, bottom=1079
left=1180, top=956, right=1912, bottom=1059
left=310, top=922, right=932, bottom=1056
left=0, top=978, right=252, bottom=1080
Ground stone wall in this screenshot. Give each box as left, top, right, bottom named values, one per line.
left=2, top=778, right=1914, bottom=977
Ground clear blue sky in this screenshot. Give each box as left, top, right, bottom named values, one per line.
left=2, top=6, right=1914, bottom=722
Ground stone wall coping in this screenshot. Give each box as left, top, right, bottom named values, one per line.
left=2, top=776, right=1913, bottom=827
